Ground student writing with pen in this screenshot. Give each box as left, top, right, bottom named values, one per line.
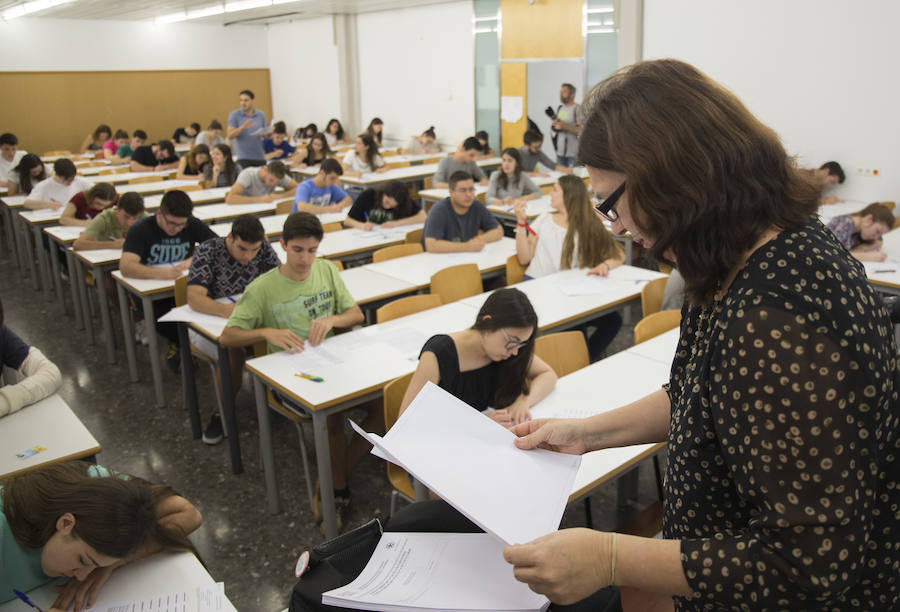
left=824, top=202, right=894, bottom=262
left=220, top=212, right=371, bottom=533
left=23, top=159, right=91, bottom=211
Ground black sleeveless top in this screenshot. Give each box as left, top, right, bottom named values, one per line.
left=420, top=334, right=497, bottom=411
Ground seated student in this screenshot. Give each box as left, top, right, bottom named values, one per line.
left=475, top=130, right=495, bottom=158
left=172, top=122, right=200, bottom=144
left=225, top=160, right=297, bottom=204
left=292, top=158, right=352, bottom=214
left=399, top=126, right=439, bottom=154
left=825, top=202, right=894, bottom=262
left=399, top=288, right=556, bottom=426
left=515, top=175, right=625, bottom=361
left=432, top=137, right=488, bottom=188
left=0, top=298, right=61, bottom=418
left=74, top=192, right=147, bottom=251
left=101, top=129, right=129, bottom=161
left=485, top=147, right=541, bottom=206
left=6, top=153, right=46, bottom=196
left=175, top=144, right=210, bottom=180
left=195, top=120, right=225, bottom=149
left=60, top=182, right=118, bottom=227
left=298, top=133, right=333, bottom=169
left=24, top=159, right=92, bottom=210
left=79, top=124, right=111, bottom=154
left=366, top=117, right=384, bottom=146
left=120, top=190, right=216, bottom=369
left=423, top=171, right=502, bottom=253
left=202, top=143, right=239, bottom=189
left=323, top=118, right=349, bottom=147
left=220, top=212, right=367, bottom=532
left=110, top=129, right=146, bottom=163
left=341, top=134, right=386, bottom=176
left=0, top=461, right=202, bottom=610
left=344, top=180, right=426, bottom=230
left=518, top=130, right=572, bottom=174
left=0, top=132, right=26, bottom=189
left=130, top=140, right=179, bottom=172
left=186, top=214, right=280, bottom=445
left=292, top=122, right=318, bottom=147
left=263, top=121, right=299, bottom=162
left=817, top=160, right=846, bottom=204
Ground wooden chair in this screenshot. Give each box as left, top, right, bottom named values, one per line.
left=43, top=150, right=71, bottom=156
left=98, top=167, right=129, bottom=175
left=404, top=228, right=423, bottom=244
left=372, top=243, right=422, bottom=263
left=128, top=175, right=158, bottom=184
left=323, top=221, right=342, bottom=233
left=640, top=277, right=668, bottom=318
left=534, top=331, right=589, bottom=378
left=657, top=262, right=673, bottom=274
left=384, top=160, right=411, bottom=170
left=167, top=184, right=201, bottom=193
left=376, top=294, right=442, bottom=324
left=430, top=263, right=481, bottom=304
left=383, top=372, right=415, bottom=515
left=275, top=199, right=293, bottom=214
left=634, top=310, right=681, bottom=345
left=330, top=259, right=344, bottom=271
left=506, top=254, right=526, bottom=285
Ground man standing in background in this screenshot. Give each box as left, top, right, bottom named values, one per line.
left=227, top=89, right=268, bottom=171
left=552, top=83, right=582, bottom=168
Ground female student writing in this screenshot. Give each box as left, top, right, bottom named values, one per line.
left=6, top=154, right=46, bottom=196
left=825, top=202, right=894, bottom=262
left=298, top=133, right=333, bottom=168
left=366, top=117, right=384, bottom=146
left=79, top=124, right=111, bottom=154
left=202, top=144, right=238, bottom=188
left=324, top=119, right=349, bottom=147
left=0, top=461, right=202, bottom=611
left=175, top=144, right=210, bottom=180
left=514, top=175, right=624, bottom=360
left=292, top=123, right=318, bottom=147
left=485, top=148, right=541, bottom=207
left=400, top=127, right=439, bottom=154
left=59, top=182, right=118, bottom=227
left=343, top=181, right=426, bottom=230
left=101, top=130, right=129, bottom=161
left=399, top=288, right=557, bottom=426
left=341, top=134, right=387, bottom=176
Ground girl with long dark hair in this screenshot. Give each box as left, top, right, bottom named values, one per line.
left=344, top=180, right=426, bottom=230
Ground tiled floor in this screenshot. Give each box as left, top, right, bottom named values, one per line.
left=1, top=248, right=663, bottom=611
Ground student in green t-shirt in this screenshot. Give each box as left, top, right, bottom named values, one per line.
left=73, top=192, right=147, bottom=251
left=221, top=212, right=369, bottom=532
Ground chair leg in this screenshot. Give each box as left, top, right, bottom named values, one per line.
left=204, top=359, right=226, bottom=435
left=295, top=422, right=316, bottom=513
left=652, top=454, right=664, bottom=501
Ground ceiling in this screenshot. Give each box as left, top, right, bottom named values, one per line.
left=0, top=0, right=455, bottom=26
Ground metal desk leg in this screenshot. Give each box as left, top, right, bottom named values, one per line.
left=314, top=411, right=337, bottom=539
left=0, top=204, right=12, bottom=255
left=33, top=225, right=52, bottom=300
left=50, top=241, right=67, bottom=313
left=78, top=260, right=96, bottom=343
left=141, top=295, right=166, bottom=408
left=254, top=376, right=282, bottom=514
left=218, top=344, right=243, bottom=474
left=94, top=265, right=116, bottom=363
left=22, top=220, right=40, bottom=290
left=66, top=250, right=84, bottom=330
left=11, top=213, right=27, bottom=274
left=117, top=282, right=139, bottom=383
left=179, top=323, right=201, bottom=440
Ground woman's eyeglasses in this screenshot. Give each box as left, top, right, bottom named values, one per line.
left=592, top=181, right=626, bottom=222
left=500, top=328, right=529, bottom=350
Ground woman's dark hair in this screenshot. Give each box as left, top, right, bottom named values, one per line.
left=14, top=154, right=46, bottom=193
left=577, top=59, right=820, bottom=305
left=367, top=118, right=383, bottom=145
left=326, top=119, right=344, bottom=140
left=422, top=126, right=436, bottom=140
left=475, top=130, right=491, bottom=154
left=306, top=133, right=332, bottom=163
left=375, top=181, right=415, bottom=218
left=189, top=122, right=201, bottom=132
left=273, top=120, right=287, bottom=135
left=212, top=144, right=236, bottom=186
left=498, top=147, right=523, bottom=192
left=358, top=133, right=379, bottom=170
left=471, top=288, right=538, bottom=408
left=207, top=119, right=222, bottom=130
left=85, top=182, right=117, bottom=208
left=113, top=129, right=129, bottom=140
left=557, top=175, right=620, bottom=269
left=1, top=462, right=196, bottom=559
left=303, top=123, right=318, bottom=137
left=93, top=124, right=112, bottom=142
left=186, top=144, right=210, bottom=173
left=283, top=212, right=324, bottom=242
left=852, top=203, right=895, bottom=243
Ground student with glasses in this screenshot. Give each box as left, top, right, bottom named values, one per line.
left=399, top=288, right=557, bottom=427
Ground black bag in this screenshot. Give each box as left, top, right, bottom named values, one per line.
left=288, top=500, right=621, bottom=612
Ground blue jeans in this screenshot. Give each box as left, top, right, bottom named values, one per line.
left=557, top=155, right=576, bottom=168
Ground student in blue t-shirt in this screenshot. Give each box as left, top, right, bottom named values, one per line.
left=291, top=158, right=352, bottom=214
left=262, top=121, right=299, bottom=163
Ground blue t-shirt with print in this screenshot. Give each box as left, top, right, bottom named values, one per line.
left=292, top=178, right=348, bottom=212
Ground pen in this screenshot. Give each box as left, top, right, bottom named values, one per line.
left=874, top=269, right=896, bottom=273
left=225, top=296, right=237, bottom=303
left=13, top=589, right=43, bottom=612
left=364, top=211, right=369, bottom=222
left=295, top=372, right=324, bottom=382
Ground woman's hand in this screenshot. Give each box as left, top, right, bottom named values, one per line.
left=513, top=199, right=528, bottom=222
left=587, top=262, right=611, bottom=277
left=506, top=395, right=532, bottom=425
left=52, top=564, right=119, bottom=611
left=504, top=528, right=610, bottom=605
left=485, top=408, right=512, bottom=428
left=509, top=418, right=589, bottom=454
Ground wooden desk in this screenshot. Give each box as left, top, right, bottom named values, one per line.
left=0, top=394, right=100, bottom=479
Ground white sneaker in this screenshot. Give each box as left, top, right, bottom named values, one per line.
left=134, top=320, right=148, bottom=346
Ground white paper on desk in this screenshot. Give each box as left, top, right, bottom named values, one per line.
left=864, top=261, right=900, bottom=275
left=374, top=326, right=429, bottom=358
left=322, top=532, right=549, bottom=612
left=102, top=590, right=188, bottom=612
left=607, top=267, right=662, bottom=283
left=196, top=582, right=225, bottom=612
left=273, top=344, right=344, bottom=370
left=356, top=382, right=580, bottom=545
left=158, top=304, right=229, bottom=328
left=555, top=276, right=620, bottom=297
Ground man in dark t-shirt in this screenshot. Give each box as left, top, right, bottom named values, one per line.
left=422, top=171, right=502, bottom=253
left=130, top=140, right=179, bottom=172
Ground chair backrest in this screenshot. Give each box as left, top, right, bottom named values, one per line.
left=404, top=228, right=423, bottom=244
left=43, top=150, right=71, bottom=156
left=430, top=263, right=482, bottom=303
left=506, top=254, right=525, bottom=285
left=174, top=275, right=188, bottom=307
left=128, top=175, right=158, bottom=184
left=534, top=331, right=589, bottom=378
left=372, top=243, right=423, bottom=263
left=97, top=167, right=121, bottom=175
left=383, top=372, right=416, bottom=498
left=322, top=221, right=342, bottom=233
left=633, top=310, right=681, bottom=345
left=275, top=199, right=293, bottom=214
left=376, top=293, right=442, bottom=324
left=330, top=259, right=344, bottom=272
left=657, top=262, right=673, bottom=274
left=641, top=277, right=668, bottom=318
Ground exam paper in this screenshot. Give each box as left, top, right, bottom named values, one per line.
left=102, top=590, right=188, bottom=612
left=864, top=260, right=900, bottom=275
left=322, top=533, right=549, bottom=612
left=273, top=344, right=344, bottom=370
left=555, top=276, right=620, bottom=297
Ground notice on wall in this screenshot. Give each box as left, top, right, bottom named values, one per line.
left=500, top=96, right=523, bottom=123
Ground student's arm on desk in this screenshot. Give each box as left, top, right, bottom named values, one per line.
left=307, top=305, right=364, bottom=346
left=424, top=236, right=483, bottom=253
left=119, top=252, right=188, bottom=280
left=505, top=354, right=557, bottom=425
left=480, top=225, right=503, bottom=243
left=292, top=199, right=346, bottom=215
left=130, top=160, right=158, bottom=172
left=587, top=243, right=626, bottom=277
left=381, top=208, right=426, bottom=228
left=187, top=284, right=234, bottom=318
left=220, top=325, right=307, bottom=352
left=59, top=202, right=90, bottom=226
left=24, top=198, right=63, bottom=210
left=0, top=347, right=61, bottom=418
left=174, top=156, right=193, bottom=180
left=74, top=233, right=124, bottom=250
left=225, top=183, right=278, bottom=204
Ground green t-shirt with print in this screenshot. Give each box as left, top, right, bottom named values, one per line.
left=83, top=208, right=148, bottom=241
left=227, top=260, right=357, bottom=354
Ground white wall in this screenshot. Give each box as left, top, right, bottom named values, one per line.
left=356, top=1, right=475, bottom=148
left=0, top=17, right=268, bottom=71
left=644, top=0, right=900, bottom=203
left=266, top=17, right=342, bottom=138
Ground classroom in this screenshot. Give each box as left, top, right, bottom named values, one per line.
left=1, top=1, right=897, bottom=611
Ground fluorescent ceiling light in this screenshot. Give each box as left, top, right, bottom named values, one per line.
left=225, top=0, right=271, bottom=12
left=3, top=0, right=75, bottom=21
left=188, top=4, right=225, bottom=18
left=586, top=7, right=614, bottom=14
left=587, top=27, right=616, bottom=34
left=155, top=10, right=188, bottom=23
left=473, top=15, right=499, bottom=22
